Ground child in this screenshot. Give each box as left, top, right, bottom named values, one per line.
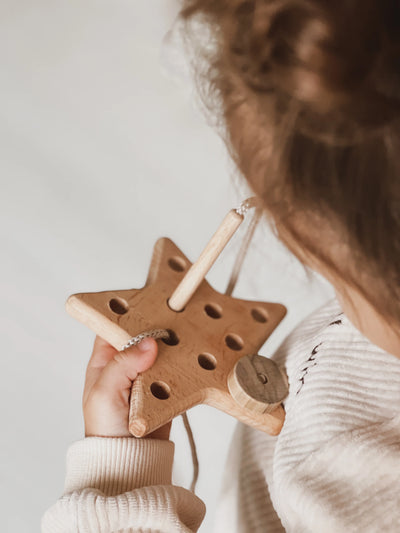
left=42, top=0, right=400, bottom=531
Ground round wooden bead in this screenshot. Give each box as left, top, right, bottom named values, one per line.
left=228, top=354, right=289, bottom=414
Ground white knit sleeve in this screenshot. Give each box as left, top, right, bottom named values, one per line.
left=41, top=437, right=206, bottom=533
left=275, top=413, right=400, bottom=532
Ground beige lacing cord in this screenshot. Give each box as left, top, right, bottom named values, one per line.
left=181, top=411, right=199, bottom=492
left=122, top=329, right=170, bottom=350
left=123, top=198, right=260, bottom=493
left=226, top=203, right=262, bottom=296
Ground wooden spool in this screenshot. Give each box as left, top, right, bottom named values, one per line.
left=228, top=354, right=288, bottom=414
left=66, top=212, right=288, bottom=437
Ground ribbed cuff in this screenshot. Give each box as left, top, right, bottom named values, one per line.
left=64, top=437, right=175, bottom=496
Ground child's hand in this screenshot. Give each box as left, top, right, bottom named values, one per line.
left=83, top=335, right=171, bottom=440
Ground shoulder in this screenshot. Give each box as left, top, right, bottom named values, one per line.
left=272, top=296, right=344, bottom=370
left=271, top=299, right=400, bottom=530
left=275, top=296, right=400, bottom=470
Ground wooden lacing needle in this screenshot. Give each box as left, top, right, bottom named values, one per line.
left=168, top=208, right=244, bottom=312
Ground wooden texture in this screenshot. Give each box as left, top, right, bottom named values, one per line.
left=168, top=210, right=243, bottom=311
left=228, top=354, right=289, bottom=414
left=66, top=237, right=288, bottom=437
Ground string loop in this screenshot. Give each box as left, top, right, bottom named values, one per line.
left=122, top=329, right=170, bottom=350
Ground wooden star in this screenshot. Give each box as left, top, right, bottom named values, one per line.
left=66, top=237, right=287, bottom=437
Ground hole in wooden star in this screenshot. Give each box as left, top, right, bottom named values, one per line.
left=168, top=256, right=186, bottom=272
left=108, top=297, right=129, bottom=315
left=251, top=307, right=268, bottom=323
left=225, top=334, right=244, bottom=351
left=198, top=353, right=217, bottom=370
left=257, top=373, right=268, bottom=384
left=204, top=303, right=222, bottom=319
left=150, top=381, right=171, bottom=400
left=161, top=329, right=179, bottom=346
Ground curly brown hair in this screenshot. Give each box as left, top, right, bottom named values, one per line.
left=178, top=0, right=400, bottom=331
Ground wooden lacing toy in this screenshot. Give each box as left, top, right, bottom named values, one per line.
left=66, top=198, right=289, bottom=439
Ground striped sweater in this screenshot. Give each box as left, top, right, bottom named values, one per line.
left=215, top=297, right=400, bottom=532
left=42, top=298, right=400, bottom=532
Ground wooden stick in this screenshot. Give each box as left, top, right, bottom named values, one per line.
left=168, top=209, right=244, bottom=312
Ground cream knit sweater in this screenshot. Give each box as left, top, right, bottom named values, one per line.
left=42, top=298, right=400, bottom=532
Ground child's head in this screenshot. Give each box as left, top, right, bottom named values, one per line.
left=180, top=0, right=400, bottom=333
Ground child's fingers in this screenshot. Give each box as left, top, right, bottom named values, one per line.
left=83, top=337, right=160, bottom=438
left=90, top=338, right=158, bottom=399
left=89, top=335, right=118, bottom=368
left=83, top=336, right=119, bottom=402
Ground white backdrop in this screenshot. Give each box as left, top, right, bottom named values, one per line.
left=0, top=2, right=334, bottom=531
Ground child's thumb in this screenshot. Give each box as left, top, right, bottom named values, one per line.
left=96, top=337, right=158, bottom=393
